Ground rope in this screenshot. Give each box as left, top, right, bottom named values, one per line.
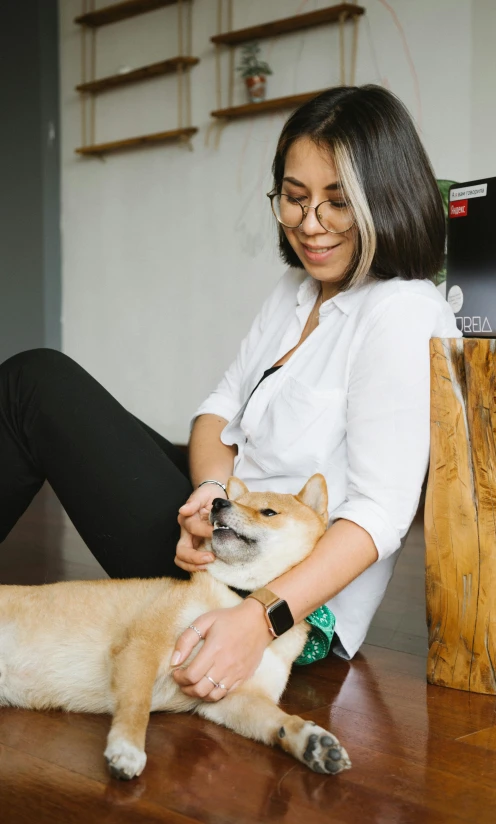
left=178, top=0, right=184, bottom=54
left=80, top=0, right=88, bottom=147
left=186, top=0, right=192, bottom=57
left=215, top=0, right=222, bottom=111
left=205, top=120, right=217, bottom=148
left=339, top=12, right=346, bottom=85
left=177, top=0, right=184, bottom=128
left=227, top=0, right=234, bottom=108
left=90, top=28, right=96, bottom=145
left=350, top=13, right=360, bottom=85
left=185, top=0, right=192, bottom=127
left=213, top=119, right=227, bottom=149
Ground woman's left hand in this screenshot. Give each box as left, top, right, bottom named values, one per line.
left=171, top=599, right=273, bottom=701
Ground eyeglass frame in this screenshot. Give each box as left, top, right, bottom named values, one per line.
left=266, top=190, right=355, bottom=234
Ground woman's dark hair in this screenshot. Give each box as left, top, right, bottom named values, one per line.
left=271, top=85, right=445, bottom=287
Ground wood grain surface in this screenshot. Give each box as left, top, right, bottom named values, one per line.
left=425, top=338, right=496, bottom=695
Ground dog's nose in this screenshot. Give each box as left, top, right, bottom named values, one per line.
left=211, top=498, right=232, bottom=515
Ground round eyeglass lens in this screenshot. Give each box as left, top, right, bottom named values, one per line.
left=272, top=194, right=304, bottom=228
left=272, top=194, right=354, bottom=233
left=314, top=199, right=354, bottom=233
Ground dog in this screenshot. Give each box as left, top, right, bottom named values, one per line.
left=0, top=473, right=351, bottom=779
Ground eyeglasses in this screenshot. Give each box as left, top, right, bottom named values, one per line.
left=267, top=191, right=355, bottom=234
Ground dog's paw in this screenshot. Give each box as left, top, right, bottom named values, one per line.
left=282, top=721, right=351, bottom=775
left=104, top=738, right=147, bottom=780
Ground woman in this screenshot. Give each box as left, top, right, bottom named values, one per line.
left=0, top=85, right=460, bottom=703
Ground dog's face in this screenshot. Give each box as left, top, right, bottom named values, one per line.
left=206, top=474, right=328, bottom=590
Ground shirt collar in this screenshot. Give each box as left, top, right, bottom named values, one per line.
left=296, top=273, right=375, bottom=316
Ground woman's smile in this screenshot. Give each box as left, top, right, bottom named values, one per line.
left=300, top=241, right=342, bottom=264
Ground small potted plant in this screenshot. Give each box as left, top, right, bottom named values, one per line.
left=237, top=41, right=273, bottom=103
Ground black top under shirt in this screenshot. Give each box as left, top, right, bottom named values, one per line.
left=230, top=365, right=282, bottom=600
left=248, top=365, right=282, bottom=401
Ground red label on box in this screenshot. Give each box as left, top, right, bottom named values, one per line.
left=450, top=199, right=468, bottom=218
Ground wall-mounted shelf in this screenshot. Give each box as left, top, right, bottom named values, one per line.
left=75, top=0, right=179, bottom=28
left=211, top=90, right=327, bottom=121
left=210, top=4, right=365, bottom=47
left=76, top=127, right=198, bottom=156
left=76, top=57, right=199, bottom=95
left=74, top=0, right=198, bottom=156
left=210, top=3, right=364, bottom=130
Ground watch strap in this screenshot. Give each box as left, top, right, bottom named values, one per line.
left=247, top=587, right=281, bottom=610
left=247, top=588, right=293, bottom=638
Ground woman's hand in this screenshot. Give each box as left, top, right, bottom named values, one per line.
left=171, top=599, right=272, bottom=701
left=175, top=484, right=226, bottom=573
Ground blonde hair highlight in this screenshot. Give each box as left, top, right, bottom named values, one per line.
left=332, top=140, right=376, bottom=288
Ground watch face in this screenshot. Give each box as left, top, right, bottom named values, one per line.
left=267, top=600, right=294, bottom=636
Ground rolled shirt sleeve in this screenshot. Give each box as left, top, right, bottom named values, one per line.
left=328, top=292, right=447, bottom=561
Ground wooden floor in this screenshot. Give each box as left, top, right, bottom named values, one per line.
left=1, top=487, right=496, bottom=823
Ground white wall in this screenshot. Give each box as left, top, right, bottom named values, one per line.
left=59, top=0, right=488, bottom=443
left=471, top=0, right=496, bottom=179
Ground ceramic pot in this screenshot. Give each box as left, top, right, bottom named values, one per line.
left=245, top=75, right=267, bottom=103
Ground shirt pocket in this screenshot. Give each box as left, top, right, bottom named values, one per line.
left=244, top=375, right=347, bottom=476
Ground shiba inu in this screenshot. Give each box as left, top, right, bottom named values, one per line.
left=0, top=473, right=351, bottom=779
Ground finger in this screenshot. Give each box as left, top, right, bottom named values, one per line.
left=176, top=525, right=213, bottom=562
left=170, top=625, right=208, bottom=669
left=176, top=652, right=230, bottom=692
left=174, top=558, right=209, bottom=573
left=182, top=516, right=214, bottom=539
left=201, top=679, right=230, bottom=703
left=175, top=671, right=229, bottom=701
left=178, top=511, right=214, bottom=540
left=175, top=544, right=213, bottom=567
left=176, top=675, right=216, bottom=700
left=178, top=498, right=201, bottom=516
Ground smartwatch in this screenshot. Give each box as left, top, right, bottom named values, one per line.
left=247, top=588, right=294, bottom=637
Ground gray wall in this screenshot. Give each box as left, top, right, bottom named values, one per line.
left=0, top=0, right=61, bottom=364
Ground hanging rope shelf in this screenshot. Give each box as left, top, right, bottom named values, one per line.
left=210, top=2, right=365, bottom=123
left=74, top=0, right=199, bottom=157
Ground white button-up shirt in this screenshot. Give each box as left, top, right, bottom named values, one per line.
left=194, top=269, right=461, bottom=658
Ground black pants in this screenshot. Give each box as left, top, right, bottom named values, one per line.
left=0, top=349, right=193, bottom=579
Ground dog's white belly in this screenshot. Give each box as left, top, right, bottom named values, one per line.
left=150, top=670, right=198, bottom=714
left=0, top=622, right=113, bottom=713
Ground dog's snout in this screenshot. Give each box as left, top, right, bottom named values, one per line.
left=211, top=498, right=232, bottom=515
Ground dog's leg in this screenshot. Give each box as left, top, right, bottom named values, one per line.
left=197, top=690, right=351, bottom=775
left=104, top=639, right=161, bottom=780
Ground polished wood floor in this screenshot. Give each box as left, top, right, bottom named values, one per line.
left=1, top=486, right=496, bottom=823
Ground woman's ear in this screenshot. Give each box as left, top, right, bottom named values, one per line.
left=296, top=474, right=328, bottom=521
left=226, top=476, right=249, bottom=501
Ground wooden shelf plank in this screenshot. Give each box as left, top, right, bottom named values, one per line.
left=76, top=57, right=199, bottom=94
left=75, top=127, right=197, bottom=156
left=211, top=90, right=327, bottom=121
left=211, top=4, right=365, bottom=46
left=75, top=0, right=179, bottom=28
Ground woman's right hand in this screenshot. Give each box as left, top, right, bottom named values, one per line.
left=175, top=485, right=226, bottom=573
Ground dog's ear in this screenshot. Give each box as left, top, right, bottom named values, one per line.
left=296, top=474, right=328, bottom=521
left=226, top=476, right=249, bottom=501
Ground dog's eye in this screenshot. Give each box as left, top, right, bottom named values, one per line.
left=260, top=508, right=278, bottom=517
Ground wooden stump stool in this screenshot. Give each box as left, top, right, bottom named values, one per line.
left=425, top=338, right=496, bottom=695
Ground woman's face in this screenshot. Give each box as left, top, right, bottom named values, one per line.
left=281, top=137, right=357, bottom=290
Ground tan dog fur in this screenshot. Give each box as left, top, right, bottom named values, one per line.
left=0, top=474, right=351, bottom=779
